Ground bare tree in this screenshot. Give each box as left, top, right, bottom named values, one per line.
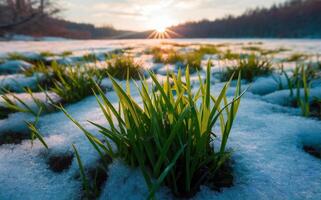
left=0, top=0, right=59, bottom=29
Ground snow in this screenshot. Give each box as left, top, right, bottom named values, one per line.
left=263, top=87, right=321, bottom=106
left=0, top=73, right=45, bottom=92
left=250, top=75, right=288, bottom=96
left=0, top=60, right=32, bottom=74
left=0, top=39, right=321, bottom=200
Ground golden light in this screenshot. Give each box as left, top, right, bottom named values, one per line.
left=155, top=26, right=166, bottom=33
left=148, top=16, right=180, bottom=39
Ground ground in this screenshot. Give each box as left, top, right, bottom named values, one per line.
left=0, top=39, right=320, bottom=200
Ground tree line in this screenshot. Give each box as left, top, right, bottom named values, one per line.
left=169, top=0, right=321, bottom=38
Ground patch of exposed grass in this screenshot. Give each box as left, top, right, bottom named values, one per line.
left=242, top=46, right=262, bottom=52
left=64, top=64, right=245, bottom=198
left=106, top=55, right=144, bottom=80
left=40, top=51, right=55, bottom=58
left=60, top=51, right=73, bottom=57
left=284, top=53, right=309, bottom=62
left=220, top=50, right=240, bottom=60
left=164, top=50, right=185, bottom=64
left=198, top=45, right=221, bottom=55
left=179, top=51, right=203, bottom=72
left=247, top=41, right=263, bottom=45
left=83, top=53, right=98, bottom=62
left=6, top=52, right=30, bottom=61
left=50, top=66, right=102, bottom=104
left=222, top=54, right=273, bottom=82
left=160, top=42, right=190, bottom=47
left=6, top=52, right=45, bottom=64
left=260, top=47, right=290, bottom=55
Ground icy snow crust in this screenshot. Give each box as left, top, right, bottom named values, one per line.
left=0, top=39, right=321, bottom=200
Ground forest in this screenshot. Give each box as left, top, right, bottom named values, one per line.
left=170, top=0, right=321, bottom=38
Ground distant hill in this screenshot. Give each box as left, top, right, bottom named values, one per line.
left=168, top=0, right=321, bottom=38
left=1, top=16, right=136, bottom=39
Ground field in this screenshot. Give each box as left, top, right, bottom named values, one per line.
left=0, top=39, right=321, bottom=200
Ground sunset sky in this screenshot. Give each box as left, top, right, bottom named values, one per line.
left=62, top=0, right=288, bottom=31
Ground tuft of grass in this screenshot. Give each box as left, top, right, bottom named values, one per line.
left=50, top=66, right=102, bottom=104
left=220, top=50, right=240, bottom=60
left=242, top=46, right=262, bottom=52
left=197, top=45, right=221, bottom=55
left=148, top=47, right=166, bottom=63
left=222, top=54, right=272, bottom=82
left=160, top=42, right=190, bottom=47
left=284, top=53, right=309, bottom=62
left=60, top=51, right=73, bottom=57
left=40, top=51, right=55, bottom=57
left=180, top=51, right=203, bottom=72
left=1, top=91, right=48, bottom=148
left=1, top=88, right=51, bottom=116
left=6, top=52, right=30, bottom=61
left=164, top=50, right=185, bottom=64
left=260, top=47, right=290, bottom=55
left=297, top=65, right=310, bottom=117
left=83, top=53, right=98, bottom=62
left=106, top=55, right=144, bottom=80
left=63, top=64, right=245, bottom=198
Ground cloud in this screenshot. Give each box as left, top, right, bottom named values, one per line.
left=62, top=0, right=288, bottom=31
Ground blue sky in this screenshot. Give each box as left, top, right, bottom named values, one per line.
left=60, top=0, right=288, bottom=31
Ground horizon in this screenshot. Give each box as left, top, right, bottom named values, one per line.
left=61, top=0, right=288, bottom=31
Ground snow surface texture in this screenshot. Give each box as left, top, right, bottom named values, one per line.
left=0, top=40, right=321, bottom=200
left=0, top=73, right=45, bottom=92
left=0, top=60, right=32, bottom=74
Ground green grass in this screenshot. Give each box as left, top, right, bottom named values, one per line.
left=83, top=53, right=98, bottom=62
left=7, top=53, right=28, bottom=60
left=148, top=47, right=166, bottom=63
left=63, top=64, right=245, bottom=198
left=283, top=65, right=315, bottom=117
left=284, top=53, right=309, bottom=62
left=164, top=50, right=185, bottom=64
left=60, top=51, right=73, bottom=57
left=242, top=46, right=262, bottom=52
left=180, top=51, right=203, bottom=72
left=50, top=66, right=102, bottom=103
left=106, top=55, right=144, bottom=80
left=152, top=48, right=204, bottom=72
left=160, top=42, right=190, bottom=47
left=260, top=47, right=290, bottom=55
left=222, top=54, right=273, bottom=82
left=6, top=52, right=30, bottom=61
left=0, top=90, right=49, bottom=148
left=197, top=45, right=221, bottom=55
left=220, top=50, right=240, bottom=60
left=40, top=51, right=55, bottom=57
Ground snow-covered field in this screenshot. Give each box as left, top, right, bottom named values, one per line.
left=0, top=39, right=321, bottom=200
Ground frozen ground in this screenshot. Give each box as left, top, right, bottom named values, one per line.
left=0, top=39, right=320, bottom=200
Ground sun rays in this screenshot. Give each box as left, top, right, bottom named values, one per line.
left=147, top=15, right=180, bottom=39
left=148, top=28, right=180, bottom=39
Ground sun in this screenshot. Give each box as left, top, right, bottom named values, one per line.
left=155, top=25, right=166, bottom=33
left=148, top=16, right=180, bottom=39
left=151, top=16, right=171, bottom=32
